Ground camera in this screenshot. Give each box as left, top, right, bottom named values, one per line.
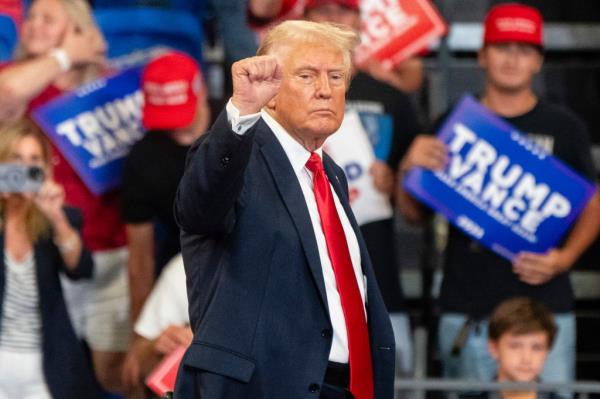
left=0, top=163, right=45, bottom=193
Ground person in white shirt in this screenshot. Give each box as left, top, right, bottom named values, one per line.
left=121, top=254, right=191, bottom=392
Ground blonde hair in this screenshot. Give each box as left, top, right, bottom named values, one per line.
left=15, top=0, right=105, bottom=82
left=0, top=119, right=53, bottom=242
left=257, top=20, right=359, bottom=80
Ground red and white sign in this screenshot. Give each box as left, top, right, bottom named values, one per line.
left=356, top=0, right=446, bottom=68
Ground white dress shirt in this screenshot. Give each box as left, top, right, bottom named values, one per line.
left=226, top=100, right=367, bottom=363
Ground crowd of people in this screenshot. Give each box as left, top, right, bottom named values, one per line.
left=0, top=0, right=597, bottom=398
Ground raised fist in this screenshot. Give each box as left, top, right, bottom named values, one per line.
left=231, top=56, right=282, bottom=116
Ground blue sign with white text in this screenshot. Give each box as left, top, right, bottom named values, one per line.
left=32, top=66, right=144, bottom=195
left=358, top=112, right=393, bottom=161
left=403, top=95, right=596, bottom=260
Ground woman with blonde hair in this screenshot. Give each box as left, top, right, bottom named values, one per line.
left=0, top=0, right=130, bottom=393
left=0, top=119, right=101, bottom=399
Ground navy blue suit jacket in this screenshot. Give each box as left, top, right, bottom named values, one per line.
left=174, top=110, right=395, bottom=398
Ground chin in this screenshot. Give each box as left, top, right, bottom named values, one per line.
left=509, top=371, right=539, bottom=383
left=308, top=121, right=341, bottom=138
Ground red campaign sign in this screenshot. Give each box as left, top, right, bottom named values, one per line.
left=356, top=0, right=446, bottom=68
left=145, top=345, right=187, bottom=397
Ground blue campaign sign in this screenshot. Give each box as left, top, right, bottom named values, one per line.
left=32, top=66, right=144, bottom=195
left=403, top=95, right=596, bottom=260
left=358, top=112, right=393, bottom=161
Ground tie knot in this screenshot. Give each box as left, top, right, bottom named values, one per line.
left=306, top=152, right=324, bottom=174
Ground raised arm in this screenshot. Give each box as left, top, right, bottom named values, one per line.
left=174, top=56, right=282, bottom=235
left=34, top=181, right=92, bottom=278
left=0, top=24, right=105, bottom=120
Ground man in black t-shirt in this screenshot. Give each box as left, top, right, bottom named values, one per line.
left=122, top=51, right=210, bottom=324
left=120, top=51, right=210, bottom=394
left=397, top=3, right=600, bottom=385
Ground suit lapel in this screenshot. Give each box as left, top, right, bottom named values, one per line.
left=323, top=154, right=362, bottom=248
left=255, top=121, right=330, bottom=313
left=323, top=154, right=376, bottom=288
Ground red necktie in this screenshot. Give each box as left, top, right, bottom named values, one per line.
left=305, top=152, right=374, bottom=399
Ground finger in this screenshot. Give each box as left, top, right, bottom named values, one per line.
left=154, top=338, right=169, bottom=354
left=173, top=329, right=193, bottom=345
left=515, top=251, right=545, bottom=264
left=515, top=264, right=551, bottom=285
left=264, top=57, right=280, bottom=80
left=159, top=333, right=179, bottom=354
left=272, top=61, right=283, bottom=81
left=252, top=60, right=265, bottom=83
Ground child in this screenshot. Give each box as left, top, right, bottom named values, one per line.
left=487, top=297, right=558, bottom=398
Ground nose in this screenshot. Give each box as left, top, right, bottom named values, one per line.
left=315, top=72, right=332, bottom=98
left=520, top=348, right=533, bottom=365
left=503, top=44, right=522, bottom=62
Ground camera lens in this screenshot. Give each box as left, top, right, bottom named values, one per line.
left=28, top=166, right=44, bottom=181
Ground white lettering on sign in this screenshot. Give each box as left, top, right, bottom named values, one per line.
left=56, top=90, right=144, bottom=169
left=360, top=0, right=418, bottom=50
left=437, top=123, right=572, bottom=242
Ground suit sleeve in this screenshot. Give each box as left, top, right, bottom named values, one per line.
left=59, top=207, right=94, bottom=280
left=174, top=109, right=258, bottom=235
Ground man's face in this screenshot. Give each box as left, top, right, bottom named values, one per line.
left=478, top=43, right=543, bottom=93
left=305, top=3, right=360, bottom=30
left=268, top=42, right=348, bottom=148
left=488, top=331, right=550, bottom=382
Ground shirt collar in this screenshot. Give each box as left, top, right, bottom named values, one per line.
left=260, top=109, right=323, bottom=176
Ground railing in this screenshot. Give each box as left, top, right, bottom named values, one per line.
left=394, top=378, right=600, bottom=399
left=399, top=326, right=600, bottom=399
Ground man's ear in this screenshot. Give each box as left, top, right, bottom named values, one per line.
left=488, top=340, right=500, bottom=360
left=267, top=95, right=277, bottom=110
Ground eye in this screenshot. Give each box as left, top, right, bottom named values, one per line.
left=532, top=343, right=547, bottom=352
left=508, top=341, right=522, bottom=350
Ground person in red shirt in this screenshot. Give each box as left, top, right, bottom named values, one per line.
left=0, top=0, right=129, bottom=394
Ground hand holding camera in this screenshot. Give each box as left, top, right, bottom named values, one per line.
left=34, top=180, right=66, bottom=225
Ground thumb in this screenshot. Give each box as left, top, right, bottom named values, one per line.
left=273, top=62, right=283, bottom=82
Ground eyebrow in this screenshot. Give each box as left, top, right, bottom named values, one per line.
left=294, top=65, right=346, bottom=74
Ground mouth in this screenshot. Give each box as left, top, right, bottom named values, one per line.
left=312, top=109, right=335, bottom=116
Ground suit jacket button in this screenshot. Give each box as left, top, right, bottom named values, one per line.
left=321, top=328, right=332, bottom=338
left=220, top=156, right=230, bottom=166
left=308, top=383, right=320, bottom=393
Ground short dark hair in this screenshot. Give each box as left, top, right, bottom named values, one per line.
left=488, top=297, right=557, bottom=347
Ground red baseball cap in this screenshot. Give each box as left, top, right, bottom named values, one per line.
left=142, top=51, right=203, bottom=130
left=305, top=0, right=359, bottom=11
left=483, top=3, right=543, bottom=47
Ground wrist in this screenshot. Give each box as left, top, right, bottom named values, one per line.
left=553, top=248, right=575, bottom=274
left=48, top=209, right=69, bottom=230
left=231, top=96, right=261, bottom=116
left=54, top=233, right=79, bottom=253
left=49, top=48, right=72, bottom=72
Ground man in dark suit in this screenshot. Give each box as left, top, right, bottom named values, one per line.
left=174, top=20, right=395, bottom=399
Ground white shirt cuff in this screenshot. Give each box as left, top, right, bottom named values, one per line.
left=226, top=99, right=262, bottom=135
